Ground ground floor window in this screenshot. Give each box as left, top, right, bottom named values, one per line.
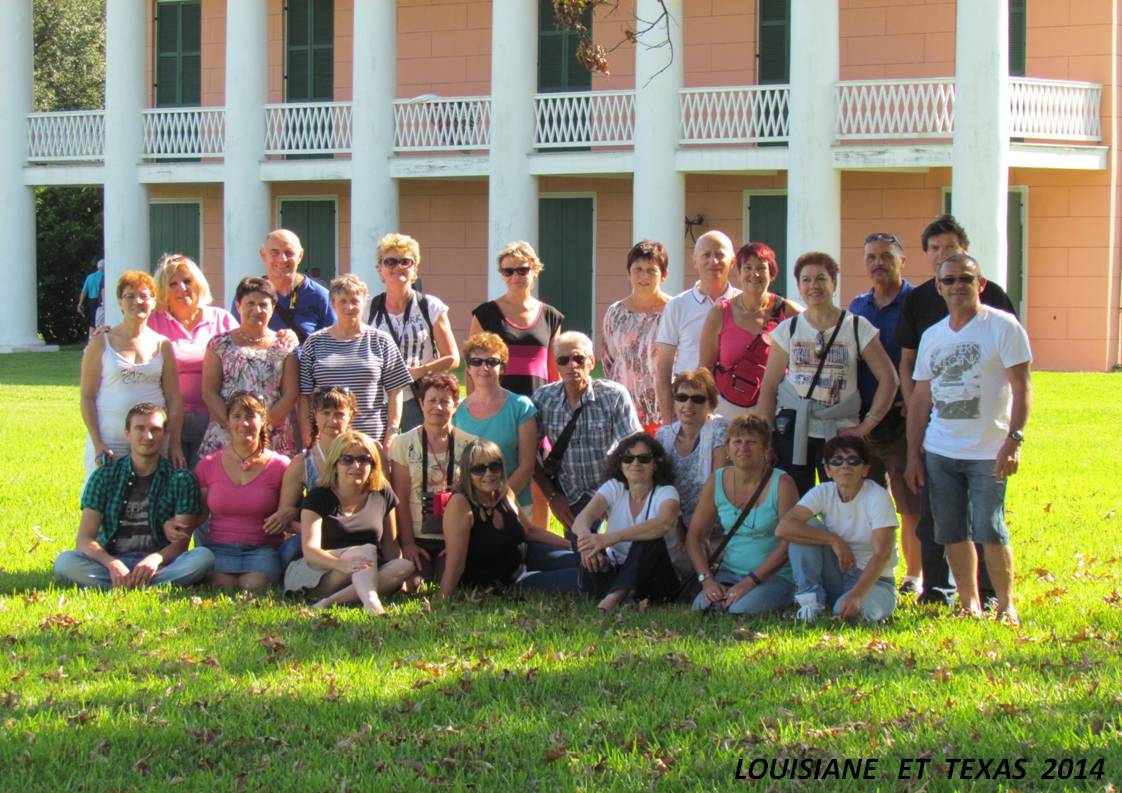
left=538, top=195, right=595, bottom=336
left=149, top=200, right=202, bottom=268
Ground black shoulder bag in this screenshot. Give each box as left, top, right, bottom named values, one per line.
left=532, top=401, right=587, bottom=529
left=272, top=284, right=309, bottom=345
left=419, top=428, right=455, bottom=537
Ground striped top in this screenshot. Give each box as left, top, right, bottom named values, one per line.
left=299, top=326, right=413, bottom=443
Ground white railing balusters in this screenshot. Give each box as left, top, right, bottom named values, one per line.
left=27, top=110, right=106, bottom=162
left=679, top=85, right=790, bottom=143
left=835, top=78, right=956, bottom=140
left=142, top=107, right=226, bottom=158
left=533, top=91, right=635, bottom=148
left=1009, top=77, right=1102, bottom=141
left=264, top=102, right=353, bottom=155
left=393, top=96, right=492, bottom=151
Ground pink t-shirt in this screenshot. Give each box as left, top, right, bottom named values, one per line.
left=149, top=305, right=239, bottom=414
left=194, top=450, right=290, bottom=546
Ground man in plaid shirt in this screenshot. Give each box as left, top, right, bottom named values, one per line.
left=54, top=403, right=213, bottom=589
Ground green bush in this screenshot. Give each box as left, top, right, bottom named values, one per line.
left=36, top=186, right=103, bottom=344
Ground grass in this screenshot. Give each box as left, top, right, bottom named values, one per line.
left=0, top=352, right=1120, bottom=791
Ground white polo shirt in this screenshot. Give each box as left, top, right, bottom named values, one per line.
left=655, top=281, right=741, bottom=373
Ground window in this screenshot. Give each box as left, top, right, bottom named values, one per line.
left=538, top=197, right=595, bottom=335
left=149, top=201, right=202, bottom=270
left=278, top=199, right=337, bottom=280
left=538, top=0, right=592, bottom=93
left=286, top=0, right=334, bottom=102
left=154, top=0, right=201, bottom=107
left=757, top=0, right=790, bottom=85
left=743, top=192, right=788, bottom=297
left=1009, top=0, right=1026, bottom=77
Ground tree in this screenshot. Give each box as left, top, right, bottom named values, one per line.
left=34, top=0, right=105, bottom=111
left=553, top=0, right=673, bottom=80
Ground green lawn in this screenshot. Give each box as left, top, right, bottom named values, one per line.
left=0, top=352, right=1119, bottom=791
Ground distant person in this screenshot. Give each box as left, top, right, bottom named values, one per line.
left=308, top=266, right=327, bottom=287
left=77, top=259, right=105, bottom=340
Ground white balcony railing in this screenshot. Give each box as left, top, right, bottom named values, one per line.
left=142, top=107, right=225, bottom=158
left=1009, top=77, right=1102, bottom=141
left=534, top=90, right=635, bottom=149
left=264, top=101, right=353, bottom=155
left=27, top=110, right=105, bottom=162
left=836, top=78, right=956, bottom=140
left=679, top=85, right=790, bottom=144
left=393, top=95, right=491, bottom=151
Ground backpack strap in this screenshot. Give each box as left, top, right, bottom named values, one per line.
left=415, top=291, right=437, bottom=359
left=366, top=292, right=387, bottom=326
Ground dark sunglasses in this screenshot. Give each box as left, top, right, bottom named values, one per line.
left=938, top=274, right=978, bottom=286
left=814, top=330, right=830, bottom=360
left=381, top=257, right=415, bottom=268
left=469, top=461, right=505, bottom=476
left=556, top=354, right=588, bottom=367
left=674, top=393, right=708, bottom=404
left=338, top=454, right=374, bottom=467
left=864, top=232, right=902, bottom=247
left=229, top=390, right=267, bottom=404
left=620, top=453, right=654, bottom=465
left=826, top=455, right=865, bottom=467
left=500, top=266, right=532, bottom=278
left=467, top=357, right=502, bottom=369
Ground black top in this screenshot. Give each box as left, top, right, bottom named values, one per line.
left=471, top=301, right=564, bottom=397
left=461, top=497, right=526, bottom=587
left=896, top=277, right=1018, bottom=350
left=301, top=485, right=398, bottom=551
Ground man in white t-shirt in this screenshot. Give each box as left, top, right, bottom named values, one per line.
left=654, top=231, right=741, bottom=423
left=905, top=254, right=1033, bottom=624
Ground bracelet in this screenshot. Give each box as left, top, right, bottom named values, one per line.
left=747, top=571, right=763, bottom=586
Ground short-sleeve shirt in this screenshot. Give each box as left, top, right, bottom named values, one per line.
left=594, top=480, right=679, bottom=565
left=232, top=275, right=336, bottom=340
left=913, top=306, right=1033, bottom=460
left=367, top=292, right=449, bottom=393
left=299, top=326, right=413, bottom=442
left=453, top=391, right=538, bottom=507
left=82, top=271, right=104, bottom=300
left=81, top=455, right=201, bottom=550
left=848, top=281, right=912, bottom=408
left=896, top=277, right=1017, bottom=351
left=194, top=450, right=290, bottom=547
left=301, top=485, right=398, bottom=550
left=471, top=301, right=563, bottom=396
left=655, top=282, right=741, bottom=374
left=149, top=305, right=240, bottom=414
left=389, top=426, right=479, bottom=540
left=797, top=480, right=899, bottom=577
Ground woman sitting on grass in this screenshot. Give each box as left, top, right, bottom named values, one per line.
left=438, top=440, right=577, bottom=599
left=571, top=432, right=681, bottom=610
left=285, top=430, right=413, bottom=615
left=776, top=435, right=898, bottom=623
left=194, top=393, right=291, bottom=591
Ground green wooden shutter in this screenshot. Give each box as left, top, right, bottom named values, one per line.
left=286, top=0, right=334, bottom=102
left=1009, top=0, right=1027, bottom=77
left=757, top=0, right=790, bottom=84
left=149, top=202, right=201, bottom=269
left=538, top=197, right=594, bottom=335
left=1006, top=190, right=1025, bottom=315
left=746, top=194, right=788, bottom=297
left=538, top=0, right=592, bottom=92
left=155, top=0, right=201, bottom=107
left=279, top=199, right=337, bottom=280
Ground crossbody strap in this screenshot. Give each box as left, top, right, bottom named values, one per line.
left=794, top=311, right=846, bottom=400
left=706, top=467, right=773, bottom=571
left=420, top=428, right=455, bottom=491
left=543, top=401, right=586, bottom=471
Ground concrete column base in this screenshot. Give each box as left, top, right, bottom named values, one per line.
left=0, top=341, right=61, bottom=353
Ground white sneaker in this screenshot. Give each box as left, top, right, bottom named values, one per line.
left=794, top=592, right=824, bottom=623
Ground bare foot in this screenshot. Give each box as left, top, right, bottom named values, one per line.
left=365, top=602, right=387, bottom=617
left=311, top=598, right=331, bottom=609
left=597, top=590, right=626, bottom=611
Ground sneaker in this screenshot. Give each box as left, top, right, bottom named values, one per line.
left=794, top=592, right=825, bottom=623
left=898, top=576, right=921, bottom=595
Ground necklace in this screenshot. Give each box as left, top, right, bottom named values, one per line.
left=227, top=444, right=261, bottom=472
left=237, top=327, right=269, bottom=344
left=738, top=291, right=769, bottom=315
left=477, top=492, right=501, bottom=524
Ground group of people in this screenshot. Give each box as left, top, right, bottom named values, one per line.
left=57, top=213, right=1032, bottom=625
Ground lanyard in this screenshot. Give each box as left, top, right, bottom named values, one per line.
left=420, top=428, right=455, bottom=491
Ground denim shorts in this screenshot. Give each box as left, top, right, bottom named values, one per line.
left=204, top=541, right=283, bottom=582
left=924, top=452, right=1009, bottom=545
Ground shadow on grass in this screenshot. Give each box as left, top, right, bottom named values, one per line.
left=0, top=350, right=82, bottom=388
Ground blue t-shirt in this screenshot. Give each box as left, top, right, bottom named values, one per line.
left=232, top=275, right=335, bottom=340
left=82, top=271, right=104, bottom=300
left=848, top=280, right=912, bottom=407
left=453, top=391, right=538, bottom=507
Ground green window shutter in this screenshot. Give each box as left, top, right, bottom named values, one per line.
left=758, top=0, right=790, bottom=84
left=286, top=0, right=334, bottom=102
left=538, top=0, right=592, bottom=92
left=746, top=194, right=788, bottom=297
left=1009, top=0, right=1026, bottom=77
left=155, top=1, right=201, bottom=107
left=149, top=202, right=202, bottom=270
left=278, top=199, right=337, bottom=280
left=1006, top=190, right=1025, bottom=314
left=538, top=197, right=595, bottom=335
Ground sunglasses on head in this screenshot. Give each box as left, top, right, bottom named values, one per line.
left=338, top=453, right=374, bottom=467
left=826, top=455, right=865, bottom=467
left=313, top=385, right=352, bottom=396
left=500, top=265, right=533, bottom=278
left=467, top=356, right=502, bottom=369
left=381, top=257, right=415, bottom=269
left=469, top=461, right=505, bottom=476
left=620, top=453, right=653, bottom=465
left=229, top=390, right=266, bottom=403
left=674, top=393, right=708, bottom=404
left=556, top=354, right=588, bottom=367
left=864, top=232, right=902, bottom=247
left=938, top=274, right=978, bottom=286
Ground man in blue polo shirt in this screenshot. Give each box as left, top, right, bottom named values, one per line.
left=849, top=232, right=921, bottom=594
left=233, top=229, right=335, bottom=342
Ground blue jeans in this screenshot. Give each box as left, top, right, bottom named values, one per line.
left=788, top=543, right=896, bottom=622
left=204, top=541, right=283, bottom=582
left=692, top=566, right=795, bottom=615
left=515, top=540, right=580, bottom=592
left=924, top=452, right=1009, bottom=545
left=54, top=548, right=215, bottom=590
left=279, top=534, right=303, bottom=569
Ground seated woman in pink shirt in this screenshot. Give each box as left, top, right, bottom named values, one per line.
left=194, top=393, right=290, bottom=590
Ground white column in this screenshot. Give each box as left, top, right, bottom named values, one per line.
left=0, top=0, right=42, bottom=350
left=351, top=0, right=398, bottom=280
left=952, top=1, right=1009, bottom=284
left=633, top=0, right=686, bottom=291
left=786, top=0, right=840, bottom=297
left=223, top=0, right=271, bottom=304
left=104, top=0, right=150, bottom=324
left=487, top=0, right=538, bottom=299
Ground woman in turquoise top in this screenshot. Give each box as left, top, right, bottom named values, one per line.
left=685, top=414, right=798, bottom=614
left=454, top=332, right=538, bottom=510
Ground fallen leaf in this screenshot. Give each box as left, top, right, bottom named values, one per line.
left=543, top=746, right=568, bottom=762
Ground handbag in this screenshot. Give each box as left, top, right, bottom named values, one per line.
left=419, top=428, right=455, bottom=536
left=714, top=297, right=785, bottom=408
left=532, top=401, right=587, bottom=531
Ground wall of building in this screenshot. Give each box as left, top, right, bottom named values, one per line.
left=397, top=0, right=492, bottom=97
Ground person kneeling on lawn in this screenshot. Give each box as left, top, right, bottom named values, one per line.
left=55, top=402, right=213, bottom=589
left=776, top=436, right=898, bottom=623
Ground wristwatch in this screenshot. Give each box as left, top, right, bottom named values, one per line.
left=1008, top=430, right=1025, bottom=442
left=697, top=573, right=710, bottom=583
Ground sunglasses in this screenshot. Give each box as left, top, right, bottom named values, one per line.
left=381, top=257, right=415, bottom=269
left=864, top=232, right=902, bottom=247
left=338, top=454, right=374, bottom=467
left=500, top=266, right=532, bottom=278
left=620, top=453, right=654, bottom=465
left=313, top=385, right=352, bottom=396
left=938, top=274, right=978, bottom=286
left=229, top=390, right=267, bottom=404
left=674, top=393, right=708, bottom=404
left=814, top=330, right=830, bottom=360
left=826, top=455, right=865, bottom=467
left=469, top=461, right=505, bottom=476
left=467, top=357, right=502, bottom=369
left=556, top=354, right=588, bottom=367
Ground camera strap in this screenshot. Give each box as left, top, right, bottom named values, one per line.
left=421, top=428, right=455, bottom=492
left=790, top=311, right=846, bottom=400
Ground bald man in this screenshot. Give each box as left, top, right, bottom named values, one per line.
left=654, top=231, right=741, bottom=423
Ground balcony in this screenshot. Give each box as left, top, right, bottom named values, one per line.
left=393, top=95, right=491, bottom=152
left=533, top=90, right=635, bottom=149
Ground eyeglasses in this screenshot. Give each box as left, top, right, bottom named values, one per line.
left=620, top=453, right=654, bottom=465
left=674, top=393, right=708, bottom=404
left=826, top=455, right=865, bottom=467
left=864, top=232, right=903, bottom=247
left=937, top=274, right=978, bottom=286
left=338, top=454, right=374, bottom=468
left=500, top=266, right=533, bottom=278
left=556, top=354, right=588, bottom=367
left=381, top=257, right=415, bottom=269
left=467, top=357, right=503, bottom=369
left=469, top=461, right=505, bottom=476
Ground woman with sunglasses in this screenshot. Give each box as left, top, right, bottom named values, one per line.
left=753, top=252, right=897, bottom=495
left=195, top=393, right=291, bottom=590
left=571, top=432, right=681, bottom=610
left=367, top=234, right=460, bottom=432
left=699, top=242, right=801, bottom=418
left=777, top=435, right=898, bottom=623
left=285, top=430, right=414, bottom=614
left=438, top=440, right=577, bottom=598
left=653, top=368, right=730, bottom=578
left=469, top=241, right=563, bottom=397
left=687, top=414, right=797, bottom=615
